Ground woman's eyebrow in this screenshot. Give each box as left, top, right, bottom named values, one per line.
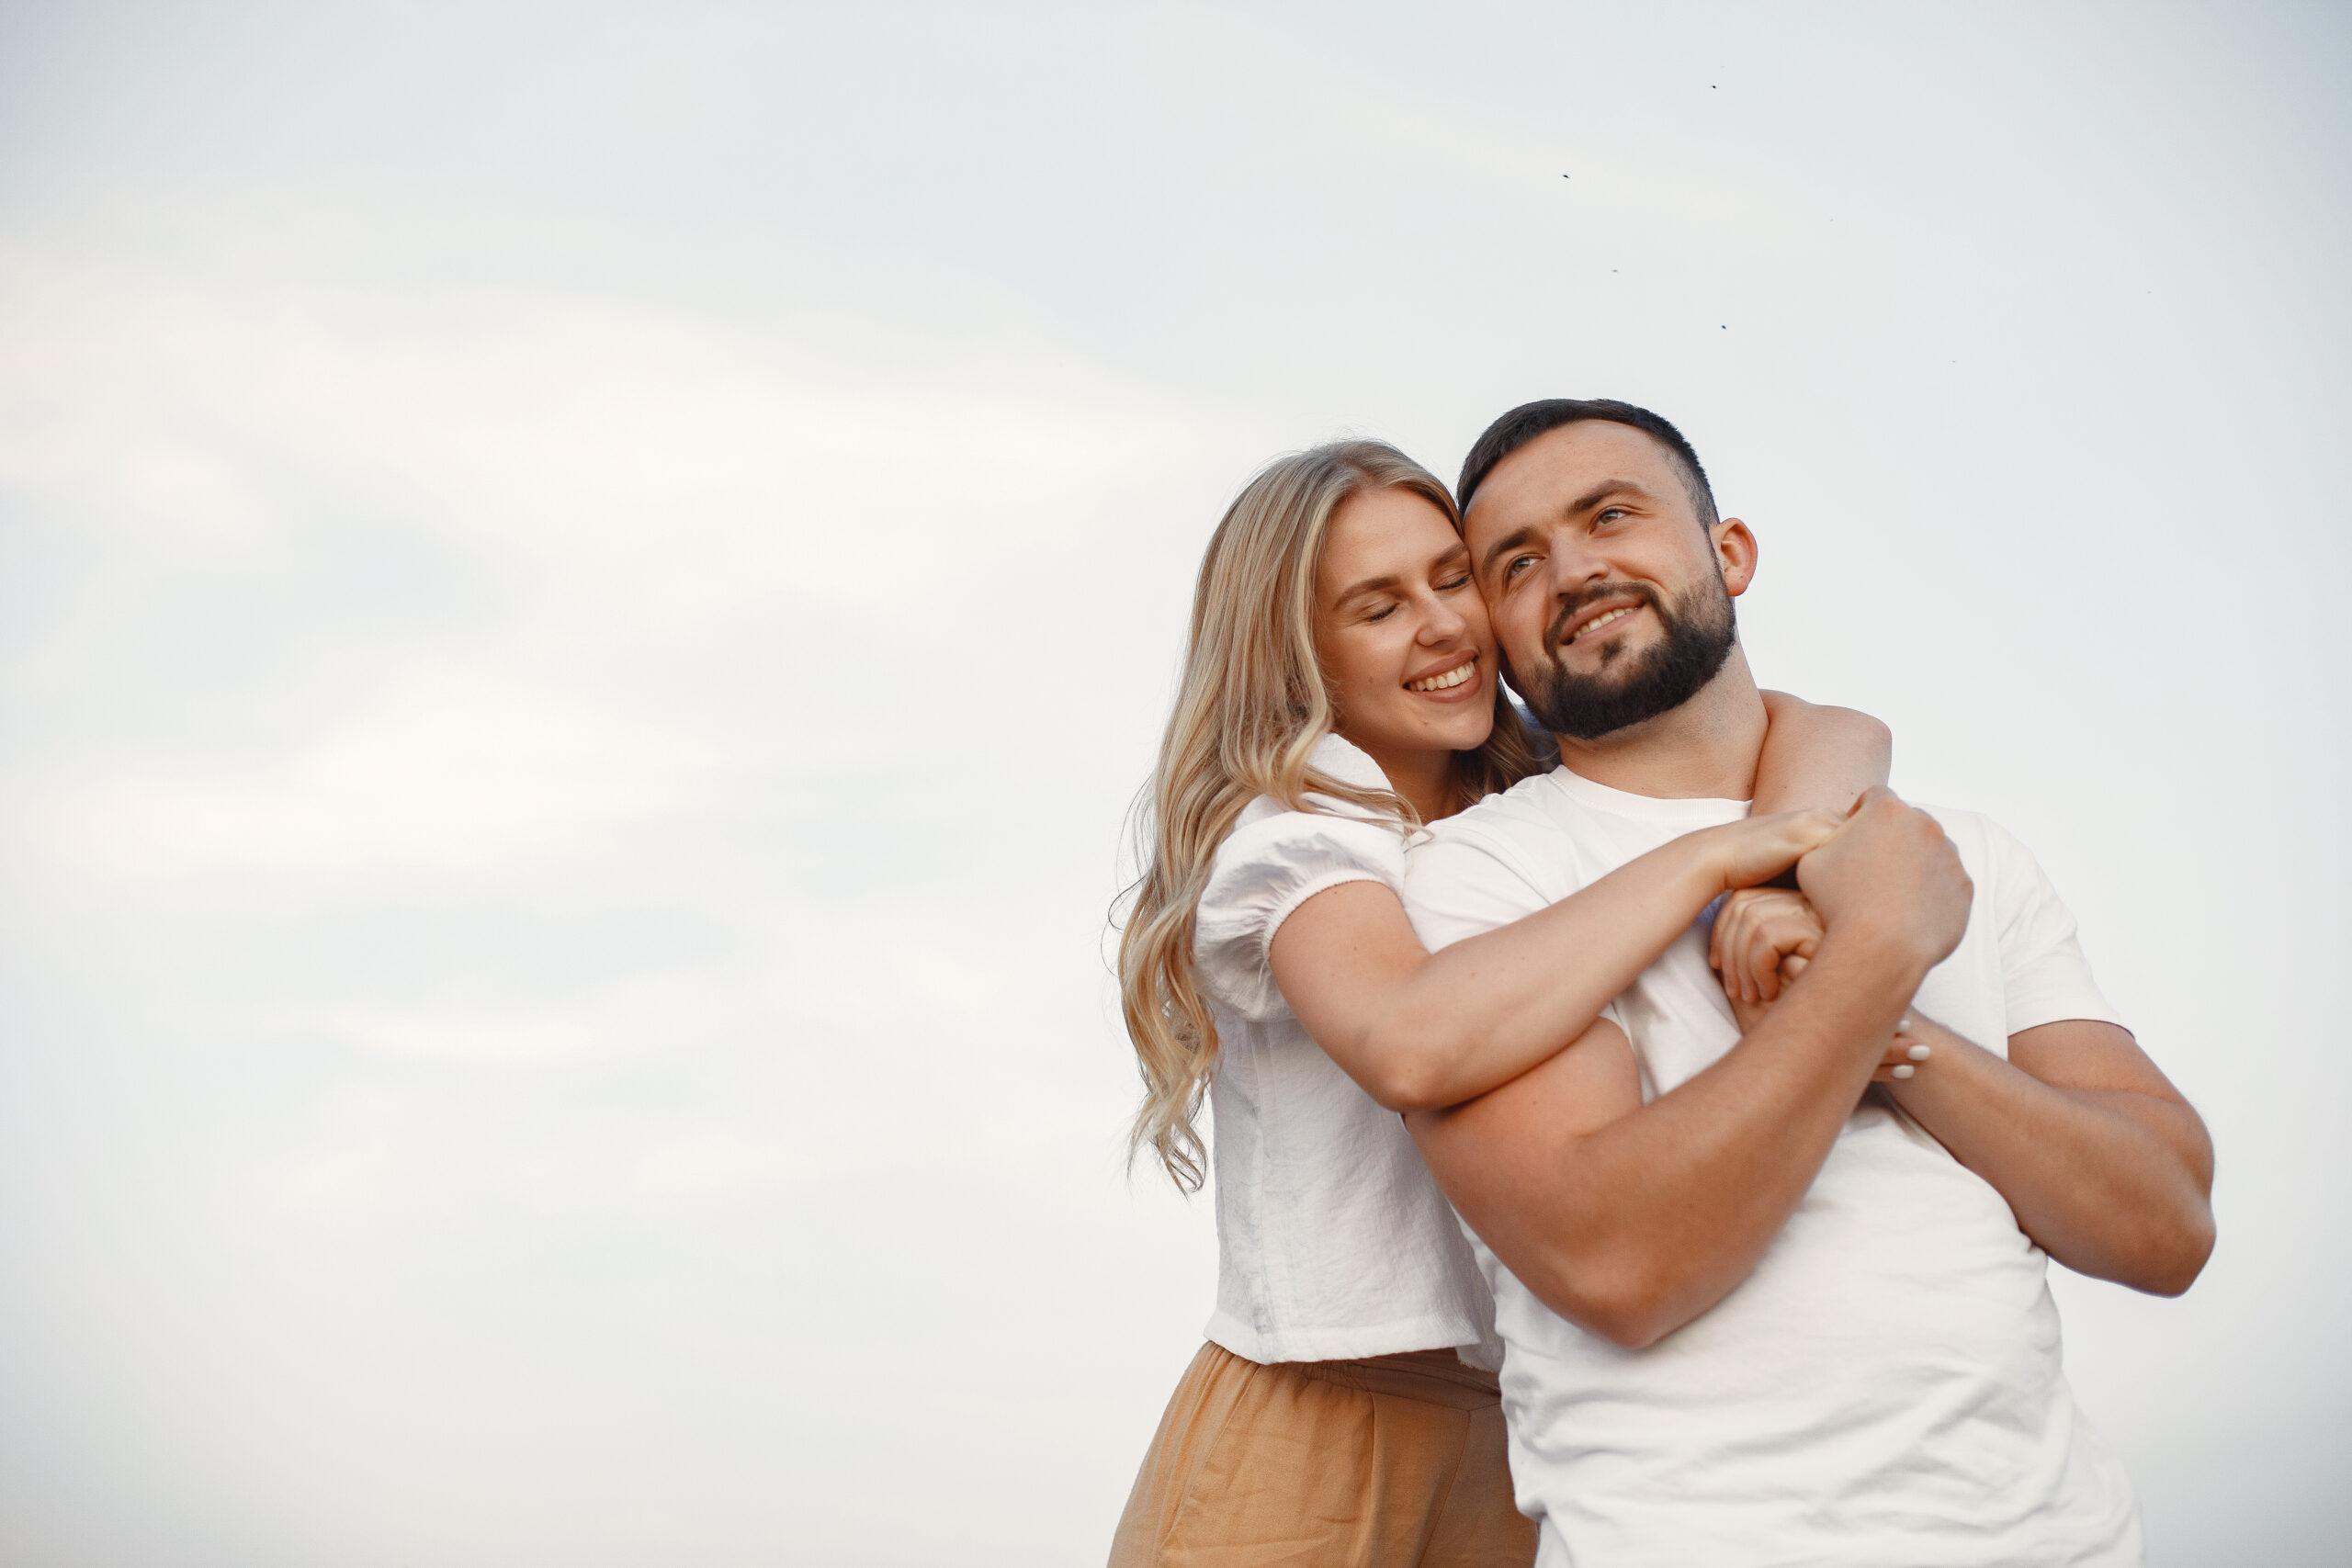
left=1332, top=571, right=1403, bottom=606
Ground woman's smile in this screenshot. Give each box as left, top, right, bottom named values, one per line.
left=1403, top=651, right=1485, bottom=701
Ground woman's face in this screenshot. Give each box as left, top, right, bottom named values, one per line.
left=1311, top=485, right=1498, bottom=773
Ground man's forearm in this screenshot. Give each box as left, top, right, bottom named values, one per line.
left=1886, top=1022, right=2216, bottom=1294
left=1412, top=928, right=1930, bottom=1348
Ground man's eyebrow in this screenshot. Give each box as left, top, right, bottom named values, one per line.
left=1476, top=481, right=1662, bottom=579
left=1568, top=479, right=1657, bottom=515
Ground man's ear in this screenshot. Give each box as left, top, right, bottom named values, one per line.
left=1713, top=517, right=1758, bottom=597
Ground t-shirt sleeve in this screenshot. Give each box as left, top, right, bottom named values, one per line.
left=1193, top=807, right=1408, bottom=1022
left=1983, top=817, right=2128, bottom=1037
left=1401, top=822, right=1554, bottom=954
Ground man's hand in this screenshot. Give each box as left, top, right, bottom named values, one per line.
left=1795, top=787, right=1973, bottom=968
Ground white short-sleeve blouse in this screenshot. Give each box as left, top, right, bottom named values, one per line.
left=1190, top=732, right=1499, bottom=1367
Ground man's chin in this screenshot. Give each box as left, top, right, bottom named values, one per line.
left=1525, top=669, right=1680, bottom=739
left=1548, top=634, right=1652, bottom=672
left=1541, top=659, right=1646, bottom=699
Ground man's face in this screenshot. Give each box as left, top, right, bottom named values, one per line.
left=1462, top=421, right=1755, bottom=740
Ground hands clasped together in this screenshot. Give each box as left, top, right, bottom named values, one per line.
left=1700, top=789, right=1973, bottom=1084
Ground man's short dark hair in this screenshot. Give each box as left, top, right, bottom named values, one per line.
left=1457, top=399, right=1718, bottom=528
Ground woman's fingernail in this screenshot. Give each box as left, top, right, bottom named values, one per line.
left=1892, top=1064, right=1916, bottom=1080
left=1899, top=1015, right=1914, bottom=1032
left=1906, top=1044, right=1932, bottom=1062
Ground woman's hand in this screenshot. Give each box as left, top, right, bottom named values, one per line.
left=1714, top=894, right=1931, bottom=1081
left=1711, top=886, right=1823, bottom=1009
left=1702, top=808, right=1846, bottom=895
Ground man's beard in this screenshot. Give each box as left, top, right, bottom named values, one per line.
left=1513, top=576, right=1738, bottom=741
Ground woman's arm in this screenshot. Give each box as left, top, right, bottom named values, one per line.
left=1273, top=697, right=1887, bottom=1115
left=1714, top=694, right=1895, bottom=1002
left=1269, top=807, right=1839, bottom=1112
left=1754, top=692, right=1892, bottom=815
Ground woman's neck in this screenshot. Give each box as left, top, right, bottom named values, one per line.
left=1350, top=738, right=1456, bottom=823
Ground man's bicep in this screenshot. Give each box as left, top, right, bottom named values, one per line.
left=2009, top=1020, right=2213, bottom=1193
left=1407, top=1015, right=1643, bottom=1264
left=2008, top=1019, right=2191, bottom=1104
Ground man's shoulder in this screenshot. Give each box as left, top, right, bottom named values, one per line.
left=1916, top=804, right=2028, bottom=878
left=1915, top=805, right=2077, bottom=947
left=1402, top=773, right=1579, bottom=935
left=1918, top=802, right=1992, bottom=848
left=1417, top=770, right=1573, bottom=858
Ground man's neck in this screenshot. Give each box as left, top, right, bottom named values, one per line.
left=1552, top=649, right=1769, bottom=801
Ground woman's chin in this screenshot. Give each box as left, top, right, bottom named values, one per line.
left=1429, top=714, right=1496, bottom=753
left=1350, top=706, right=1492, bottom=762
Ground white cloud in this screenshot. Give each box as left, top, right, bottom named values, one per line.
left=0, top=252, right=1212, bottom=635
left=26, top=651, right=730, bottom=879
left=4, top=251, right=1215, bottom=886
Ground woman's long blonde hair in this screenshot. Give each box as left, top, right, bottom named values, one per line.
left=1116, top=440, right=1545, bottom=1191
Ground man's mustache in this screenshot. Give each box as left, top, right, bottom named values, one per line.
left=1544, top=582, right=1663, bottom=656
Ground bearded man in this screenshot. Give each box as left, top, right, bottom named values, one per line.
left=1401, top=399, right=2214, bottom=1567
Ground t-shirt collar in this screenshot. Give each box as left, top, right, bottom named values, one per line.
left=1544, top=757, right=1752, bottom=826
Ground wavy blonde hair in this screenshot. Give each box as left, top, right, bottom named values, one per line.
left=1116, top=440, right=1546, bottom=1191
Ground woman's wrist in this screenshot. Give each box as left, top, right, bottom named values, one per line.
left=1685, top=823, right=1743, bottom=900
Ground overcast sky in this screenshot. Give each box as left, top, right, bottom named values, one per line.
left=3, top=3, right=2346, bottom=1564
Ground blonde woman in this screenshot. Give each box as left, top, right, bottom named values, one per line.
left=1108, top=440, right=1892, bottom=1564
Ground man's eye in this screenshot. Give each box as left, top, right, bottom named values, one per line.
left=1595, top=506, right=1627, bottom=525
left=1503, top=555, right=1537, bottom=581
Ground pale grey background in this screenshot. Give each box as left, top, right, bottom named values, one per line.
left=2, top=2, right=2345, bottom=1564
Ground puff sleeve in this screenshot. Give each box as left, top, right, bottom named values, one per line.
left=1192, top=805, right=1408, bottom=1023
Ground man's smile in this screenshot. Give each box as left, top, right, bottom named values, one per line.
left=1555, top=594, right=1651, bottom=654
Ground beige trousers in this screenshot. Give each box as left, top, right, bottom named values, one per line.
left=1107, top=1341, right=1537, bottom=1567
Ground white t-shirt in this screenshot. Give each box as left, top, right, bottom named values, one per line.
left=1191, top=732, right=1499, bottom=1366
left=1404, top=762, right=2144, bottom=1567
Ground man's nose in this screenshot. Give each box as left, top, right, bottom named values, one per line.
left=1548, top=535, right=1610, bottom=604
